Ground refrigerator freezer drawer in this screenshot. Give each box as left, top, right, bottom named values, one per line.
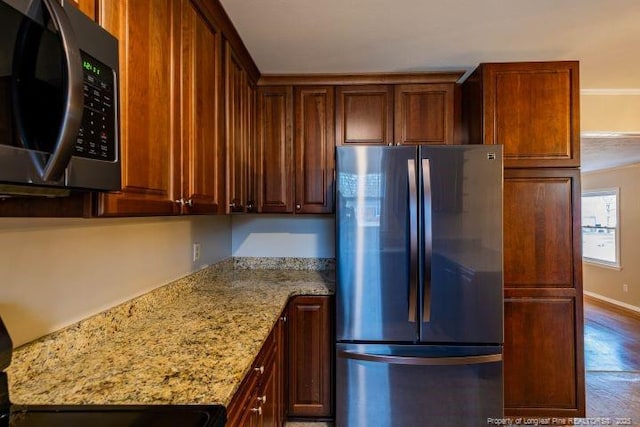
left=336, top=343, right=503, bottom=427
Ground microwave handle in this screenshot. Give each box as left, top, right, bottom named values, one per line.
left=38, top=0, right=84, bottom=182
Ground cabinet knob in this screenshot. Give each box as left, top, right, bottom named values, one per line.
left=295, top=204, right=301, bottom=210
left=246, top=200, right=255, bottom=211
left=250, top=406, right=263, bottom=415
left=184, top=199, right=193, bottom=207
left=175, top=199, right=184, bottom=206
left=280, top=315, right=287, bottom=323
left=254, top=365, right=264, bottom=375
left=257, top=395, right=267, bottom=404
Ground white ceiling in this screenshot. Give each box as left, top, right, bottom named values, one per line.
left=220, top=0, right=640, bottom=170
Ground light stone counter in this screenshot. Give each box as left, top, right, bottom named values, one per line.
left=7, top=259, right=334, bottom=406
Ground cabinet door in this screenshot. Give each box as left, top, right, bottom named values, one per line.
left=294, top=86, right=335, bottom=214
left=179, top=0, right=224, bottom=214
left=336, top=85, right=393, bottom=145
left=256, top=86, right=294, bottom=213
left=504, top=292, right=585, bottom=416
left=481, top=62, right=580, bottom=167
left=225, top=44, right=254, bottom=213
left=97, top=0, right=180, bottom=215
left=504, top=169, right=582, bottom=288
left=287, top=296, right=333, bottom=418
left=394, top=84, right=455, bottom=145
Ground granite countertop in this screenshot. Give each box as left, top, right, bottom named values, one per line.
left=7, top=259, right=334, bottom=406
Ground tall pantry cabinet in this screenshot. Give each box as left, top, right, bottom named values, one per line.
left=462, top=61, right=584, bottom=417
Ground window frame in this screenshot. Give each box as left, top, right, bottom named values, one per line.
left=581, top=187, right=621, bottom=270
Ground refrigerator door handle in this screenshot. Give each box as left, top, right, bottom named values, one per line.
left=407, top=159, right=418, bottom=323
left=422, top=158, right=433, bottom=323
left=338, top=350, right=502, bottom=366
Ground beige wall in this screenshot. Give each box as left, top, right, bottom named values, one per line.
left=581, top=93, right=640, bottom=133
left=582, top=164, right=640, bottom=311
left=0, top=216, right=231, bottom=347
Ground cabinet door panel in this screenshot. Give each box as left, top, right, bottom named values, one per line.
left=336, top=85, right=393, bottom=145
left=504, top=296, right=579, bottom=411
left=180, top=0, right=224, bottom=214
left=257, top=87, right=293, bottom=213
left=394, top=84, right=454, bottom=145
left=226, top=45, right=255, bottom=213
left=504, top=169, right=581, bottom=288
left=483, top=62, right=579, bottom=167
left=288, top=296, right=333, bottom=417
left=294, top=86, right=335, bottom=214
left=97, top=0, right=179, bottom=215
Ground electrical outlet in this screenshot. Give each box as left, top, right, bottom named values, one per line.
left=623, top=283, right=629, bottom=293
left=193, top=242, right=201, bottom=262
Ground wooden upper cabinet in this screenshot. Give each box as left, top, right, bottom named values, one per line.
left=294, top=86, right=335, bottom=214
left=463, top=61, right=580, bottom=167
left=225, top=44, right=255, bottom=213
left=336, top=85, right=393, bottom=145
left=256, top=86, right=293, bottom=213
left=70, top=0, right=96, bottom=20
left=336, top=83, right=456, bottom=146
left=394, top=84, right=455, bottom=145
left=96, top=0, right=180, bottom=216
left=179, top=0, right=224, bottom=214
left=503, top=169, right=582, bottom=288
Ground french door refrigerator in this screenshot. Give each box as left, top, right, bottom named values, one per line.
left=336, top=145, right=503, bottom=427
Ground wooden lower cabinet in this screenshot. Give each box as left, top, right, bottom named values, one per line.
left=227, top=295, right=333, bottom=426
left=504, top=291, right=584, bottom=416
left=286, top=296, right=333, bottom=419
left=227, top=314, right=284, bottom=427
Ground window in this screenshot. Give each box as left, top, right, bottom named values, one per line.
left=582, top=188, right=620, bottom=268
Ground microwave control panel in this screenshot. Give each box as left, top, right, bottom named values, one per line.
left=74, top=52, right=117, bottom=162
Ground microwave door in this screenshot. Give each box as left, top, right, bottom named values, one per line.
left=11, top=0, right=83, bottom=182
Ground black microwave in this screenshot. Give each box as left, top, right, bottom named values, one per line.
left=0, top=0, right=120, bottom=197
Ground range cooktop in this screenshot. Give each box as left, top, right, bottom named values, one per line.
left=3, top=404, right=226, bottom=427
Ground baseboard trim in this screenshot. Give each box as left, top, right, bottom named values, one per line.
left=584, top=291, right=640, bottom=320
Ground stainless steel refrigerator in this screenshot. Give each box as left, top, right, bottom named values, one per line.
left=336, top=145, right=504, bottom=427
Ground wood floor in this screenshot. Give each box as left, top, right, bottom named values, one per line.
left=584, top=298, right=640, bottom=423
left=285, top=298, right=640, bottom=426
